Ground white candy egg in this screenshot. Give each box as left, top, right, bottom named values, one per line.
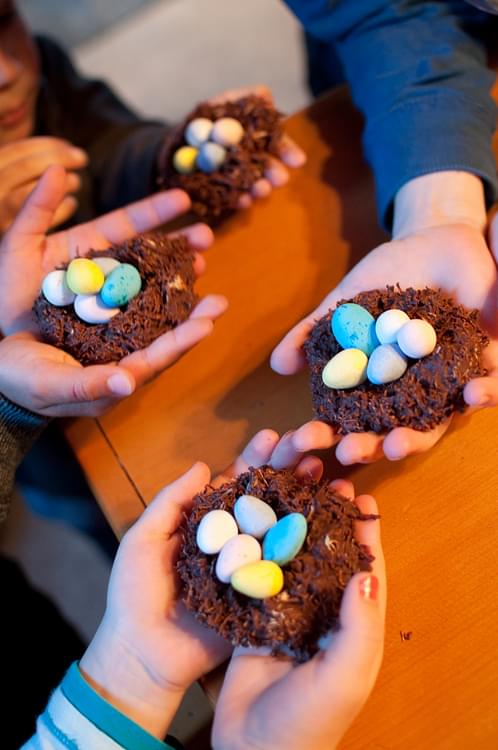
left=74, top=294, right=120, bottom=324
left=211, top=117, right=244, bottom=147
left=375, top=309, right=410, bottom=345
left=367, top=344, right=408, bottom=385
left=397, top=319, right=437, bottom=358
left=93, top=257, right=121, bottom=277
left=215, top=534, right=262, bottom=583
left=185, top=117, right=213, bottom=147
left=234, top=495, right=277, bottom=539
left=42, top=270, right=76, bottom=307
left=196, top=510, right=238, bottom=555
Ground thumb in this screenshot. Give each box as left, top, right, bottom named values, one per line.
left=4, top=165, right=67, bottom=250
left=41, top=362, right=135, bottom=407
left=489, top=207, right=498, bottom=266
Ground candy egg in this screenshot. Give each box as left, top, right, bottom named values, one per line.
left=185, top=117, right=213, bottom=147
left=215, top=534, right=262, bottom=583
left=322, top=348, right=368, bottom=389
left=197, top=142, right=227, bottom=173
left=397, top=319, right=437, bottom=358
left=196, top=510, right=238, bottom=555
left=42, top=270, right=75, bottom=306
left=74, top=294, right=120, bottom=324
left=100, top=264, right=142, bottom=308
left=173, top=145, right=198, bottom=174
left=332, top=303, right=379, bottom=355
left=231, top=560, right=284, bottom=599
left=234, top=495, right=277, bottom=539
left=211, top=117, right=244, bottom=147
left=263, top=513, right=307, bottom=566
left=66, top=258, right=105, bottom=295
left=375, top=309, right=410, bottom=345
left=367, top=343, right=408, bottom=385
left=93, top=257, right=120, bottom=277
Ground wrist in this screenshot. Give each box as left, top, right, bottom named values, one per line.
left=393, top=172, right=487, bottom=239
left=80, top=623, right=185, bottom=740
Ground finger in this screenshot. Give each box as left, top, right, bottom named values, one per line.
left=489, top=206, right=498, bottom=264
left=263, top=157, right=289, bottom=187
left=329, top=478, right=355, bottom=500
left=38, top=362, right=135, bottom=409
left=50, top=195, right=78, bottom=228
left=270, top=316, right=315, bottom=374
left=237, top=193, right=252, bottom=210
left=213, top=429, right=281, bottom=487
left=269, top=430, right=307, bottom=470
left=382, top=421, right=451, bottom=461
left=293, top=455, right=324, bottom=481
left=251, top=178, right=272, bottom=199
left=335, top=433, right=385, bottom=466
left=277, top=134, right=306, bottom=168
left=352, top=494, right=383, bottom=569
left=291, top=420, right=338, bottom=451
left=208, top=84, right=273, bottom=106
left=167, top=222, right=214, bottom=251
left=464, top=374, right=498, bottom=408
left=0, top=136, right=87, bottom=165
left=193, top=252, right=207, bottom=277
left=189, top=294, right=228, bottom=320
left=0, top=146, right=87, bottom=191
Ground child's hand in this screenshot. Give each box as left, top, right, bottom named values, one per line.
left=0, top=136, right=88, bottom=232
left=79, top=429, right=325, bottom=739
left=212, top=484, right=385, bottom=750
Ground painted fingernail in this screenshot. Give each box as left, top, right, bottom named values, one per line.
left=359, top=574, right=378, bottom=601
left=107, top=373, right=134, bottom=396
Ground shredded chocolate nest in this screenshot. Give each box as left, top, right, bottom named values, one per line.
left=304, top=286, right=488, bottom=434
left=177, top=466, right=375, bottom=662
left=33, top=233, right=197, bottom=366
left=158, top=95, right=283, bottom=220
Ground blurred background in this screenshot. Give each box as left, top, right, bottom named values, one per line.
left=1, top=1, right=311, bottom=747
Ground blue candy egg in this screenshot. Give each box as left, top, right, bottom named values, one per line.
left=367, top=343, right=408, bottom=385
left=331, top=303, right=379, bottom=356
left=197, top=142, right=226, bottom=173
left=263, top=513, right=307, bottom=566
left=100, top=264, right=142, bottom=308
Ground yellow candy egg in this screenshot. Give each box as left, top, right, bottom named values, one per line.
left=173, top=146, right=198, bottom=175
left=231, top=560, right=284, bottom=599
left=66, top=259, right=105, bottom=295
left=322, top=348, right=368, bottom=389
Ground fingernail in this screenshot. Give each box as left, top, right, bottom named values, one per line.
left=71, top=147, right=88, bottom=161
left=107, top=373, right=134, bottom=396
left=359, top=574, right=378, bottom=601
left=477, top=396, right=491, bottom=407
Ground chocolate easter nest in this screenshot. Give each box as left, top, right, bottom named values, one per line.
left=177, top=466, right=375, bottom=662
left=158, top=95, right=283, bottom=220
left=305, top=286, right=488, bottom=434
left=33, top=233, right=197, bottom=366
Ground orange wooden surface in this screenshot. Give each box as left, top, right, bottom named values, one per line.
left=64, top=88, right=498, bottom=748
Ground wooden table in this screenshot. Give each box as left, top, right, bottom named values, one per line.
left=65, top=88, right=498, bottom=749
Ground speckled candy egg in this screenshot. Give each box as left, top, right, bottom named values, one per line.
left=100, top=264, right=142, bottom=308
left=397, top=319, right=437, bottom=358
left=196, top=510, right=238, bottom=555
left=367, top=343, right=408, bottom=385
left=375, top=309, right=410, bottom=345
left=173, top=145, right=198, bottom=174
left=322, top=348, right=368, bottom=389
left=66, top=258, right=105, bottom=295
left=215, top=534, right=261, bottom=583
left=263, top=512, right=307, bottom=566
left=93, top=257, right=121, bottom=277
left=197, top=142, right=227, bottom=173
left=234, top=495, right=277, bottom=539
left=42, top=270, right=75, bottom=306
left=231, top=560, right=284, bottom=599
left=211, top=117, right=244, bottom=147
left=74, top=294, right=120, bottom=324
left=185, top=117, right=213, bottom=147
left=332, top=303, right=379, bottom=355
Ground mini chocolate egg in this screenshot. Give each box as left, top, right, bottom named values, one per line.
left=42, top=270, right=75, bottom=307
left=197, top=142, right=227, bottom=173
left=234, top=495, right=277, bottom=539
left=66, top=258, right=105, bottom=295
left=332, top=303, right=379, bottom=355
left=196, top=510, right=238, bottom=555
left=231, top=560, right=284, bottom=599
left=185, top=117, right=213, bottom=147
left=211, top=117, right=244, bottom=147
left=263, top=513, right=307, bottom=566
left=375, top=309, right=410, bottom=345
left=173, top=145, right=198, bottom=174
left=322, top=348, right=368, bottom=389
left=100, top=264, right=141, bottom=308
left=397, top=319, right=437, bottom=358
left=74, top=294, right=120, bottom=324
left=93, top=257, right=120, bottom=277
left=367, top=343, right=408, bottom=385
left=215, top=534, right=261, bottom=583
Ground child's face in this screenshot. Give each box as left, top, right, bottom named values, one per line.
left=0, top=1, right=39, bottom=145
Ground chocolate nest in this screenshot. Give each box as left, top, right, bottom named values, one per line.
left=158, top=95, right=283, bottom=220
left=304, top=286, right=488, bottom=434
left=33, top=233, right=197, bottom=366
left=177, top=466, right=375, bottom=662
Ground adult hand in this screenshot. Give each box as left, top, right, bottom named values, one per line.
left=79, top=428, right=326, bottom=739
left=212, top=482, right=385, bottom=750
left=272, top=173, right=498, bottom=464
left=0, top=136, right=88, bottom=232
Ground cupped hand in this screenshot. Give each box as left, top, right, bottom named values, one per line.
left=272, top=223, right=498, bottom=464
left=212, top=483, right=385, bottom=750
